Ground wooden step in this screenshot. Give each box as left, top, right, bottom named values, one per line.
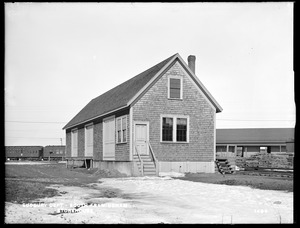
left=143, top=164, right=155, bottom=168
left=133, top=154, right=157, bottom=176
left=144, top=170, right=156, bottom=173
left=144, top=167, right=155, bottom=171
left=133, top=157, right=152, bottom=162
left=215, top=159, right=235, bottom=174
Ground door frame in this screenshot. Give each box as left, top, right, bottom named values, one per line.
left=133, top=121, right=149, bottom=155
left=103, top=115, right=115, bottom=160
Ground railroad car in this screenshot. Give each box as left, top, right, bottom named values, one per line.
left=5, top=145, right=66, bottom=161
left=5, top=146, right=43, bottom=160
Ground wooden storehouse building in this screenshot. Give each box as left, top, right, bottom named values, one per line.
left=216, top=128, right=294, bottom=158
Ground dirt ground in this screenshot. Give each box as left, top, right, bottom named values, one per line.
left=5, top=162, right=125, bottom=204
left=5, top=161, right=293, bottom=204
left=176, top=171, right=293, bottom=192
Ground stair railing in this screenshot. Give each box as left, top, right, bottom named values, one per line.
left=147, top=141, right=159, bottom=175
left=135, top=144, right=144, bottom=176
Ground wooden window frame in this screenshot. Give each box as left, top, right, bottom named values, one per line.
left=168, top=75, right=183, bottom=100
left=116, top=115, right=127, bottom=144
left=160, top=114, right=189, bottom=143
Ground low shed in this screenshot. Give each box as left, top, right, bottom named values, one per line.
left=216, top=128, right=294, bottom=158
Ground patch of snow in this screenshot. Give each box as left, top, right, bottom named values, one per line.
left=58, top=161, right=67, bottom=164
left=159, top=172, right=185, bottom=178
left=5, top=161, right=52, bottom=165
left=264, top=169, right=293, bottom=172
left=5, top=178, right=293, bottom=224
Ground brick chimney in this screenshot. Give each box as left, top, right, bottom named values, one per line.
left=188, top=55, right=196, bottom=74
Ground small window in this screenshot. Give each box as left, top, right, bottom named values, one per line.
left=162, top=117, right=173, bottom=141
left=116, top=115, right=127, bottom=143
left=168, top=76, right=182, bottom=99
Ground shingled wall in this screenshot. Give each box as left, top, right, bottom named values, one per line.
left=132, top=60, right=215, bottom=162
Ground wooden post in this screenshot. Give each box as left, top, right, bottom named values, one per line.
left=226, top=145, right=229, bottom=158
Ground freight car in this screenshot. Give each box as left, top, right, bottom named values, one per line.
left=5, top=146, right=43, bottom=161
left=43, top=145, right=66, bottom=161
left=5, top=145, right=66, bottom=161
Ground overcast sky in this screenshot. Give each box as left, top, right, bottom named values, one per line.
left=5, top=2, right=294, bottom=146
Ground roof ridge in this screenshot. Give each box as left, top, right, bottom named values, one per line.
left=90, top=53, right=178, bottom=102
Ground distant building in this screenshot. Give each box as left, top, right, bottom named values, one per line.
left=216, top=128, right=294, bottom=158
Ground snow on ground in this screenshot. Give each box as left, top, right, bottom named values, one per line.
left=264, top=169, right=293, bottom=172
left=58, top=161, right=67, bottom=164
left=5, top=177, right=293, bottom=224
left=159, top=172, right=185, bottom=178
left=5, top=161, right=53, bottom=165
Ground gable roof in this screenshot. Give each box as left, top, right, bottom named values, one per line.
left=216, top=128, right=295, bottom=144
left=63, top=53, right=222, bottom=130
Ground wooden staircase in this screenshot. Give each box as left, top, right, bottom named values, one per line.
left=215, top=158, right=235, bottom=174
left=133, top=154, right=157, bottom=176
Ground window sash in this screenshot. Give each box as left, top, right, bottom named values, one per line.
left=162, top=117, right=173, bottom=141
left=169, top=78, right=182, bottom=99
left=116, top=116, right=127, bottom=143
left=170, top=78, right=181, bottom=88
left=122, top=129, right=126, bottom=142
left=176, top=118, right=187, bottom=142
left=170, top=88, right=181, bottom=99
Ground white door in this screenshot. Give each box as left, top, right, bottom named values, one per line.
left=71, top=130, right=78, bottom=157
left=103, top=117, right=115, bottom=160
left=85, top=125, right=93, bottom=157
left=134, top=123, right=149, bottom=155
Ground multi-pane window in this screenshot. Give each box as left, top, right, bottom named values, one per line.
left=116, top=115, right=127, bottom=143
left=169, top=76, right=182, bottom=99
left=161, top=115, right=189, bottom=143
left=162, top=117, right=173, bottom=141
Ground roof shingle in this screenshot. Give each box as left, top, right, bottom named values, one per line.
left=63, top=54, right=177, bottom=129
